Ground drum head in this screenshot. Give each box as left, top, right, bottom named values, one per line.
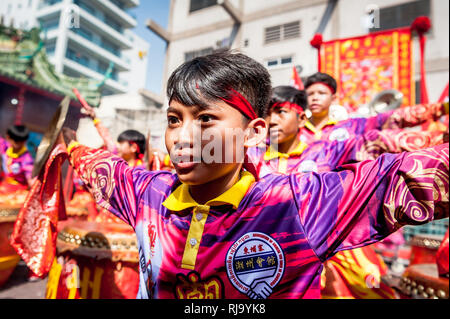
left=56, top=220, right=138, bottom=262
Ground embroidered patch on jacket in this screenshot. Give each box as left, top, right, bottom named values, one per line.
left=225, top=232, right=285, bottom=299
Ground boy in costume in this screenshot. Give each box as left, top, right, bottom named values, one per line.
left=301, top=72, right=448, bottom=145
left=62, top=51, right=449, bottom=299
left=0, top=125, right=34, bottom=192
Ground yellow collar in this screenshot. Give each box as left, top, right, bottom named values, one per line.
left=162, top=171, right=255, bottom=211
left=264, top=141, right=309, bottom=161
left=304, top=118, right=338, bottom=133
left=6, top=146, right=27, bottom=159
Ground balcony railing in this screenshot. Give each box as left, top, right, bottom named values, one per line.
left=38, top=0, right=63, bottom=9
left=74, top=0, right=124, bottom=34
left=65, top=50, right=119, bottom=81
left=71, top=27, right=122, bottom=58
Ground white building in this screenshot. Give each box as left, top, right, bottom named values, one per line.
left=95, top=89, right=166, bottom=150
left=0, top=0, right=150, bottom=96
left=148, top=0, right=448, bottom=103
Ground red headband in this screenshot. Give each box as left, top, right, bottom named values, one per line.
left=218, top=88, right=258, bottom=120
left=309, top=82, right=336, bottom=94
left=271, top=102, right=305, bottom=116
left=217, top=88, right=260, bottom=179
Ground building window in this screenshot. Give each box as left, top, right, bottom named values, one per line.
left=184, top=47, right=214, bottom=62
left=189, top=0, right=217, bottom=13
left=266, top=56, right=293, bottom=68
left=264, top=21, right=301, bottom=44
left=45, top=43, right=56, bottom=56
left=369, top=0, right=430, bottom=33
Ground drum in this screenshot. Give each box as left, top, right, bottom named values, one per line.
left=66, top=190, right=97, bottom=221
left=46, top=220, right=139, bottom=299
left=409, top=234, right=444, bottom=266
left=0, top=205, right=21, bottom=287
left=397, top=264, right=449, bottom=299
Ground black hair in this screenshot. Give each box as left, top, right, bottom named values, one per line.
left=304, top=72, right=337, bottom=93
left=270, top=86, right=307, bottom=110
left=6, top=125, right=29, bottom=142
left=117, top=130, right=146, bottom=156
left=167, top=49, right=272, bottom=119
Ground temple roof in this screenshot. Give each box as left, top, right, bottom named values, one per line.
left=0, top=25, right=102, bottom=107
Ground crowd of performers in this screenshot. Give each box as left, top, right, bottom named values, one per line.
left=1, top=50, right=449, bottom=299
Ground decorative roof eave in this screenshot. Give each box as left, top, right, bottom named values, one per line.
left=0, top=25, right=103, bottom=107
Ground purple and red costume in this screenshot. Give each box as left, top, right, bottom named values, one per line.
left=67, top=141, right=449, bottom=299
left=0, top=137, right=33, bottom=191
left=300, top=102, right=448, bottom=145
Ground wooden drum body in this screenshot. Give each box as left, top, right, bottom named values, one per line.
left=397, top=264, right=449, bottom=299
left=46, top=221, right=140, bottom=299
left=0, top=206, right=20, bottom=287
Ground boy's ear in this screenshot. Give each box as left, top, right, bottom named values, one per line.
left=129, top=142, right=138, bottom=154
left=244, top=118, right=268, bottom=148
left=331, top=93, right=338, bottom=104
left=297, top=112, right=307, bottom=129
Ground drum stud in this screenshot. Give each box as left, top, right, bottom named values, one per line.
left=411, top=281, right=417, bottom=288
left=417, top=285, right=424, bottom=293
left=75, top=235, right=80, bottom=240
left=76, top=239, right=81, bottom=245
left=437, top=290, right=446, bottom=299
left=405, top=285, right=412, bottom=294
left=412, top=288, right=418, bottom=296
left=421, top=292, right=428, bottom=299
left=426, top=288, right=434, bottom=295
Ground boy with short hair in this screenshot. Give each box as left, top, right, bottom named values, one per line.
left=116, top=129, right=147, bottom=169
left=0, top=125, right=34, bottom=191
left=302, top=72, right=448, bottom=144
left=63, top=51, right=448, bottom=299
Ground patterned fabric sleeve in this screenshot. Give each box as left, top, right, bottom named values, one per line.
left=350, top=128, right=445, bottom=162
left=68, top=143, right=156, bottom=228
left=374, top=103, right=447, bottom=131
left=292, top=143, right=449, bottom=262
left=0, top=137, right=8, bottom=153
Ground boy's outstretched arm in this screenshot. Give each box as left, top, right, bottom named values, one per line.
left=346, top=128, right=447, bottom=163
left=373, top=102, right=448, bottom=131
left=62, top=128, right=156, bottom=228
left=292, top=143, right=449, bottom=262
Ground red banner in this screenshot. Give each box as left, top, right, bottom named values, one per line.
left=320, top=28, right=415, bottom=111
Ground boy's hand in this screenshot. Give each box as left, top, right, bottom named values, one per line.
left=62, top=127, right=77, bottom=146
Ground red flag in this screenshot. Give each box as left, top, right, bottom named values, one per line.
left=10, top=142, right=68, bottom=278
left=290, top=66, right=304, bottom=90
left=438, top=81, right=449, bottom=103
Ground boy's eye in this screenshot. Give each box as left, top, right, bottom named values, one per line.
left=198, top=114, right=214, bottom=123
left=167, top=116, right=179, bottom=125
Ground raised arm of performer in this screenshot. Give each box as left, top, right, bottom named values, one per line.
left=83, top=107, right=117, bottom=154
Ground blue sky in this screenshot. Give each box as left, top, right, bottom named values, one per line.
left=130, top=0, right=170, bottom=95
